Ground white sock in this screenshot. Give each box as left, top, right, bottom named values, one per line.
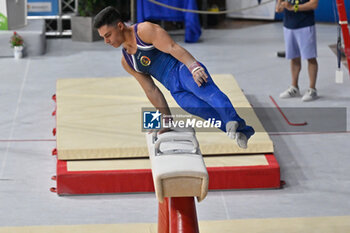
left=226, top=121, right=239, bottom=139
left=236, top=132, right=248, bottom=149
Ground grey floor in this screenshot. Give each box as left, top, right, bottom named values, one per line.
left=0, top=21, right=349, bottom=227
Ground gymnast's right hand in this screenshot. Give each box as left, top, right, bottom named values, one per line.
left=188, top=61, right=208, bottom=87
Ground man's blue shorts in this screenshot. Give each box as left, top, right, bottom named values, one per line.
left=283, top=25, right=317, bottom=60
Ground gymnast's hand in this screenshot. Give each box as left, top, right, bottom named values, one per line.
left=188, top=61, right=208, bottom=87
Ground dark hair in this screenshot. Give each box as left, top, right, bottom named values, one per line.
left=93, top=6, right=122, bottom=29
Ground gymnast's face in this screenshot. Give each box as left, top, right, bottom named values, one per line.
left=98, top=22, right=124, bottom=48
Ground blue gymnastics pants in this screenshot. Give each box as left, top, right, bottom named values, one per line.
left=167, top=63, right=255, bottom=139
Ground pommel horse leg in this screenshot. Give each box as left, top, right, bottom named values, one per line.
left=158, top=197, right=199, bottom=233
left=146, top=130, right=208, bottom=233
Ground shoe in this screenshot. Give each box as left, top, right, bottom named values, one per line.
left=302, top=88, right=317, bottom=102
left=226, top=121, right=239, bottom=139
left=279, top=86, right=300, bottom=98
left=236, top=132, right=248, bottom=149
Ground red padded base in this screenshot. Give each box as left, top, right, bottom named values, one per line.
left=54, top=154, right=280, bottom=195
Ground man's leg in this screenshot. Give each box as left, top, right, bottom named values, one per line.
left=296, top=25, right=317, bottom=89
left=291, top=57, right=301, bottom=88
left=284, top=26, right=301, bottom=88
left=279, top=27, right=304, bottom=98
left=307, top=58, right=318, bottom=89
left=296, top=25, right=318, bottom=101
left=279, top=57, right=301, bottom=98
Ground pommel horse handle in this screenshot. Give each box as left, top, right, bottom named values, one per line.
left=154, top=134, right=199, bottom=155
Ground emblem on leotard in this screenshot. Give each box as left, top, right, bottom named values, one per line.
left=140, top=56, right=151, bottom=66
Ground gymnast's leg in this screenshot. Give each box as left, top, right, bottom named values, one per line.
left=171, top=90, right=251, bottom=149
left=177, top=63, right=255, bottom=140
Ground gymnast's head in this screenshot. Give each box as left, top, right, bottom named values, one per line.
left=94, top=6, right=124, bottom=48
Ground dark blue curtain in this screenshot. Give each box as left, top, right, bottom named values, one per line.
left=137, top=0, right=201, bottom=43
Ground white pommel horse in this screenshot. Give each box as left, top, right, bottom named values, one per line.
left=146, top=128, right=209, bottom=233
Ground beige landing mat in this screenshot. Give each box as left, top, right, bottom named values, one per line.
left=66, top=155, right=269, bottom=172
left=56, top=74, right=273, bottom=160
left=1, top=216, right=349, bottom=233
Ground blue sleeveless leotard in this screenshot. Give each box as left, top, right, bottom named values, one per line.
left=122, top=24, right=254, bottom=138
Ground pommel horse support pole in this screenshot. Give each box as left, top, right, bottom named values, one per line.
left=146, top=129, right=209, bottom=233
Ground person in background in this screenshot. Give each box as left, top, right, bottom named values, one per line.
left=276, top=0, right=319, bottom=101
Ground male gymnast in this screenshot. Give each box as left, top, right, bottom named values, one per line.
left=94, top=7, right=254, bottom=148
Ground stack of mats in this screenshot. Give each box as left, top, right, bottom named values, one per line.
left=51, top=74, right=280, bottom=195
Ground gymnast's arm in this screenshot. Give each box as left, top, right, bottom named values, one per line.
left=137, top=22, right=208, bottom=87
left=121, top=56, right=172, bottom=117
